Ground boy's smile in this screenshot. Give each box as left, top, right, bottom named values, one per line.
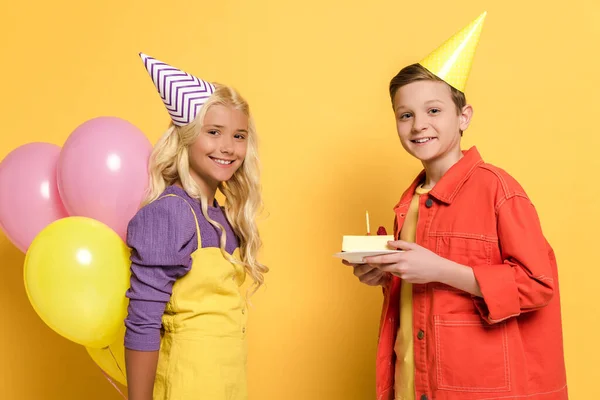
left=411, top=136, right=436, bottom=145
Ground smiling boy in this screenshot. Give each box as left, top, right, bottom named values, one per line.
left=348, top=12, right=568, bottom=400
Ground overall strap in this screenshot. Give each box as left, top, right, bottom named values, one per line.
left=158, top=194, right=202, bottom=248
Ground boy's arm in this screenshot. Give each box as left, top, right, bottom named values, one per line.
left=437, top=261, right=482, bottom=297
left=469, top=194, right=554, bottom=324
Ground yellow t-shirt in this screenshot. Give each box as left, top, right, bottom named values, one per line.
left=394, top=185, right=430, bottom=400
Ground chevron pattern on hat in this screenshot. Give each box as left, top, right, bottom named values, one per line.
left=139, top=53, right=216, bottom=126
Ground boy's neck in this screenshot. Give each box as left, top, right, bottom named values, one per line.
left=421, top=147, right=464, bottom=189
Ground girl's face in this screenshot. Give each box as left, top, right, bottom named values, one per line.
left=393, top=80, right=472, bottom=165
left=188, top=104, right=249, bottom=193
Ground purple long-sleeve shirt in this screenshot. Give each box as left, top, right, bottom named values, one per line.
left=124, top=185, right=239, bottom=351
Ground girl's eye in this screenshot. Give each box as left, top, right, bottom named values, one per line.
left=234, top=134, right=246, bottom=140
left=208, top=130, right=219, bottom=135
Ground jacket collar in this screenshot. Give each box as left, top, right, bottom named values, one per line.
left=394, top=146, right=484, bottom=210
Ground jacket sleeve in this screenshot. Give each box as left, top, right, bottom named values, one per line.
left=471, top=194, right=554, bottom=324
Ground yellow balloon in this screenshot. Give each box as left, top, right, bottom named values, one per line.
left=24, top=216, right=131, bottom=348
left=86, top=325, right=128, bottom=386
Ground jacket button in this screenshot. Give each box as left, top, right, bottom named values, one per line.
left=425, top=198, right=433, bottom=208
left=417, top=330, right=425, bottom=340
left=420, top=395, right=428, bottom=400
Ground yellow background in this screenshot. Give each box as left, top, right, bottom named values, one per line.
left=0, top=0, right=598, bottom=398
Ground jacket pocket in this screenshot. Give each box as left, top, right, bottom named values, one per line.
left=435, top=234, right=494, bottom=267
left=434, top=314, right=510, bottom=392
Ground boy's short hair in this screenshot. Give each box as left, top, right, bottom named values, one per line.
left=389, top=63, right=467, bottom=114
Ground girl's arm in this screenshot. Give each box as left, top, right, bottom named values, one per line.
left=124, top=195, right=198, bottom=397
left=126, top=350, right=159, bottom=400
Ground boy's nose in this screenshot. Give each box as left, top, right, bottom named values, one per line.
left=412, top=115, right=428, bottom=133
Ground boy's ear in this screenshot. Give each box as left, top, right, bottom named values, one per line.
left=460, top=105, right=474, bottom=132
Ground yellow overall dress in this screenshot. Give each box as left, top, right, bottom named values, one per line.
left=153, top=194, right=248, bottom=400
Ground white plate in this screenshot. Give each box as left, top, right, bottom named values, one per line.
left=333, top=250, right=402, bottom=264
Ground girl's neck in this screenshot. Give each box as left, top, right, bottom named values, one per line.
left=174, top=179, right=218, bottom=207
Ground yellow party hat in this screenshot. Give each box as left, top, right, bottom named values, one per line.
left=419, top=11, right=487, bottom=92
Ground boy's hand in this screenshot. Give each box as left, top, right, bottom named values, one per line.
left=364, top=240, right=447, bottom=284
left=342, top=260, right=391, bottom=286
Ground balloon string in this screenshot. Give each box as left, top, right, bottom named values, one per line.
left=99, top=344, right=128, bottom=399
left=101, top=369, right=128, bottom=399
left=108, top=346, right=127, bottom=381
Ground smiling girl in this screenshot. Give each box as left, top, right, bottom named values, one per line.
left=123, top=53, right=267, bottom=400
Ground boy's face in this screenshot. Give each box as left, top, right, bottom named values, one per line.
left=393, top=80, right=472, bottom=164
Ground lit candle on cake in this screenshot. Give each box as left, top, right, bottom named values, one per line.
left=341, top=213, right=394, bottom=252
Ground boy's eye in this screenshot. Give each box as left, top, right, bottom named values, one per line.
left=399, top=113, right=412, bottom=120
left=429, top=108, right=441, bottom=114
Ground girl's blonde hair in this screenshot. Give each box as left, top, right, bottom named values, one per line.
left=143, top=84, right=267, bottom=295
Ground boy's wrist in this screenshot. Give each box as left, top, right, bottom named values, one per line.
left=436, top=258, right=482, bottom=297
left=437, top=257, right=456, bottom=285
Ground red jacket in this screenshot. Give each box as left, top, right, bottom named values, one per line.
left=376, top=147, right=568, bottom=400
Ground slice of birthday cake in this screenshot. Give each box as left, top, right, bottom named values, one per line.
left=342, top=226, right=393, bottom=252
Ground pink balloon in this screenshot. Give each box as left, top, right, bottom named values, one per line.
left=57, top=117, right=152, bottom=240
left=0, top=143, right=69, bottom=252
